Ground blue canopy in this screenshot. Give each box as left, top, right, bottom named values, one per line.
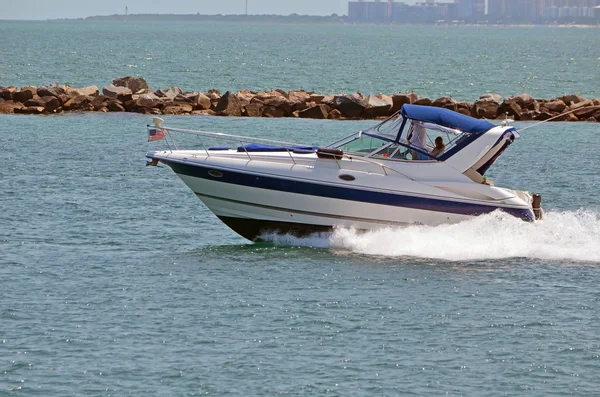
left=401, top=104, right=496, bottom=135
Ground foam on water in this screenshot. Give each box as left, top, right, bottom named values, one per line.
left=266, top=210, right=600, bottom=262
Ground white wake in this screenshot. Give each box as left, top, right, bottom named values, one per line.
left=265, top=210, right=600, bottom=262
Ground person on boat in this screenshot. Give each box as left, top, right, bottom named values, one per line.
left=430, top=136, right=446, bottom=158
left=409, top=121, right=428, bottom=160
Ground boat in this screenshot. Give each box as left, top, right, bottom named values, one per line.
left=146, top=104, right=543, bottom=242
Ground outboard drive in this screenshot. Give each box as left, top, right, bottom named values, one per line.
left=532, top=193, right=543, bottom=220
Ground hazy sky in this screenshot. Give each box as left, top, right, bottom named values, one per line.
left=0, top=0, right=351, bottom=20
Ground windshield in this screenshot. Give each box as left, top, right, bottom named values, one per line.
left=333, top=132, right=391, bottom=155
left=327, top=114, right=474, bottom=161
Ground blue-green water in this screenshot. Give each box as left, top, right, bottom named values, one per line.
left=0, top=21, right=599, bottom=100
left=2, top=21, right=600, bottom=396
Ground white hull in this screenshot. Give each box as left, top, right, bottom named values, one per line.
left=150, top=150, right=535, bottom=241
left=182, top=175, right=474, bottom=229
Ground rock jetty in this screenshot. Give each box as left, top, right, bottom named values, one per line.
left=1, top=76, right=599, bottom=122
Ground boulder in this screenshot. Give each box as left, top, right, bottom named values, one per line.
left=112, top=76, right=149, bottom=93
left=569, top=99, right=592, bottom=111
left=37, top=85, right=67, bottom=98
left=103, top=84, right=133, bottom=100
left=328, top=109, right=342, bottom=120
left=135, top=93, right=162, bottom=109
left=244, top=101, right=263, bottom=117
left=162, top=103, right=192, bottom=115
left=473, top=98, right=500, bottom=119
left=274, top=89, right=288, bottom=99
left=91, top=95, right=109, bottom=111
left=13, top=86, right=37, bottom=103
left=432, top=96, right=457, bottom=110
left=520, top=111, right=537, bottom=121
left=208, top=91, right=221, bottom=110
left=15, top=106, right=45, bottom=114
left=573, top=105, right=600, bottom=119
left=534, top=112, right=555, bottom=121
left=559, top=94, right=587, bottom=106
left=71, top=86, right=99, bottom=97
left=107, top=100, right=125, bottom=112
left=58, top=94, right=71, bottom=105
left=123, top=99, right=138, bottom=112
left=63, top=95, right=93, bottom=111
left=479, top=93, right=502, bottom=103
left=192, top=92, right=211, bottom=110
left=0, top=86, right=17, bottom=100
left=497, top=100, right=523, bottom=120
left=292, top=101, right=309, bottom=112
left=173, top=93, right=194, bottom=104
left=507, top=93, right=537, bottom=111
left=541, top=99, right=567, bottom=114
left=263, top=95, right=293, bottom=116
left=156, top=87, right=182, bottom=100
left=363, top=94, right=392, bottom=118
left=254, top=90, right=285, bottom=102
left=24, top=96, right=61, bottom=112
left=309, top=94, right=325, bottom=104
left=288, top=90, right=310, bottom=110
left=236, top=90, right=255, bottom=109
left=179, top=103, right=194, bottom=113
left=455, top=101, right=472, bottom=116
left=299, top=104, right=328, bottom=119
left=216, top=91, right=242, bottom=116
left=0, top=99, right=24, bottom=114
left=332, top=93, right=366, bottom=118
left=390, top=93, right=415, bottom=114
left=321, top=95, right=335, bottom=107
left=262, top=105, right=286, bottom=118
left=413, top=97, right=432, bottom=106
left=566, top=113, right=579, bottom=122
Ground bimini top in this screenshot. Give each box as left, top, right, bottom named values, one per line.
left=401, top=104, right=496, bottom=135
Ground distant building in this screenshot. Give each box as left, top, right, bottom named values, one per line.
left=348, top=0, right=394, bottom=22
left=348, top=0, right=599, bottom=22
left=349, top=0, right=450, bottom=22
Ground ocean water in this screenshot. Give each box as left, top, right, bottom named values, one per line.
left=0, top=21, right=599, bottom=101
left=2, top=112, right=600, bottom=396
left=2, top=21, right=600, bottom=396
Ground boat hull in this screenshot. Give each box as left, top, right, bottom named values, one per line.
left=160, top=157, right=535, bottom=241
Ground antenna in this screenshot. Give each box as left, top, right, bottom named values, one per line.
left=125, top=6, right=128, bottom=16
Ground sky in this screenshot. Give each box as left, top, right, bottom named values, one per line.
left=0, top=0, right=352, bottom=20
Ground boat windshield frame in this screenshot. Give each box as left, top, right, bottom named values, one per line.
left=327, top=131, right=437, bottom=161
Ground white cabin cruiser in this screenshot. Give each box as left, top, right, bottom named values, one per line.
left=146, top=105, right=542, bottom=241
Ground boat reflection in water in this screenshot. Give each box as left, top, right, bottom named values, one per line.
left=146, top=105, right=543, bottom=242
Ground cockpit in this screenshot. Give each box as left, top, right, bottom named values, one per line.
left=327, top=111, right=474, bottom=162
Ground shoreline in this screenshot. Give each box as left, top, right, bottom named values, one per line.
left=1, top=77, right=599, bottom=122
left=1, top=16, right=598, bottom=28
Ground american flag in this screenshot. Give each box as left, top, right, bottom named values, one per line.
left=148, top=128, right=166, bottom=142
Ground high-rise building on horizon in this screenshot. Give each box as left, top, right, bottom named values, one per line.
left=348, top=0, right=598, bottom=22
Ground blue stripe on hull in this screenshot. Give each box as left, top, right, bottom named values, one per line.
left=159, top=158, right=534, bottom=222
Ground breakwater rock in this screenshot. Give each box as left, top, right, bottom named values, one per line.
left=1, top=76, right=599, bottom=122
